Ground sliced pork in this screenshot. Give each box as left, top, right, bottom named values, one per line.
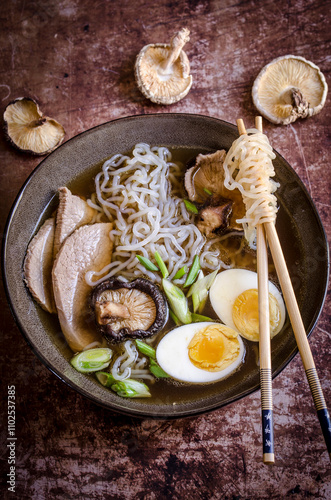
left=52, top=222, right=113, bottom=353
left=53, top=187, right=98, bottom=257
left=23, top=217, right=56, bottom=313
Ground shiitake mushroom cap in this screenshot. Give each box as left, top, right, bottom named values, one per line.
left=90, top=277, right=168, bottom=343
left=3, top=97, right=65, bottom=155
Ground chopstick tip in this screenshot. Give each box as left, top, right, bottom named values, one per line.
left=237, top=118, right=247, bottom=136
left=263, top=453, right=275, bottom=465
left=255, top=116, right=263, bottom=132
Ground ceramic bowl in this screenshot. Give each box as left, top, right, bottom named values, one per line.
left=3, top=114, right=329, bottom=418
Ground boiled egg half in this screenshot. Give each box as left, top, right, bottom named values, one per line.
left=156, top=322, right=245, bottom=383
left=210, top=269, right=286, bottom=342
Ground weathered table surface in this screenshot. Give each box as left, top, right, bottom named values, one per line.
left=1, top=0, right=330, bottom=498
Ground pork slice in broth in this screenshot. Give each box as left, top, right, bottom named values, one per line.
left=52, top=222, right=113, bottom=352
left=53, top=187, right=98, bottom=258
left=23, top=217, right=57, bottom=314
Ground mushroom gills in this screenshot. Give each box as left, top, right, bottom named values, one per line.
left=96, top=301, right=131, bottom=325
left=252, top=55, right=328, bottom=125
left=197, top=199, right=233, bottom=237
left=184, top=150, right=246, bottom=235
left=3, top=97, right=65, bottom=154
left=91, top=277, right=168, bottom=343
left=96, top=288, right=156, bottom=330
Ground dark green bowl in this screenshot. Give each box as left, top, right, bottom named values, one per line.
left=2, top=114, right=329, bottom=418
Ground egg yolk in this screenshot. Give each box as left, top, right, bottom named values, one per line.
left=232, top=289, right=281, bottom=341
left=188, top=324, right=240, bottom=372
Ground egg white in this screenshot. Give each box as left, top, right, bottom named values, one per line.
left=156, top=322, right=245, bottom=384
left=209, top=269, right=286, bottom=336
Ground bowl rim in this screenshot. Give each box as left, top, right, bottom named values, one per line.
left=2, top=112, right=330, bottom=418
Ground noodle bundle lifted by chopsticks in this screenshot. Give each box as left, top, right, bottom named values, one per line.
left=223, top=128, right=279, bottom=248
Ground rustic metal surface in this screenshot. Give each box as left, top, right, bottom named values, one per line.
left=0, top=0, right=330, bottom=498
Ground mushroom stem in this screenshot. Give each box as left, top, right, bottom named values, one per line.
left=29, top=117, right=47, bottom=128
left=96, top=301, right=130, bottom=325
left=290, top=88, right=310, bottom=118
left=279, top=87, right=310, bottom=119
left=160, top=28, right=190, bottom=75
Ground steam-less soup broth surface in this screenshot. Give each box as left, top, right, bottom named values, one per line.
left=27, top=145, right=294, bottom=406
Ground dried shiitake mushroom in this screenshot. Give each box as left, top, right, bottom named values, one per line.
left=90, top=277, right=168, bottom=343
left=135, top=28, right=193, bottom=105
left=184, top=150, right=246, bottom=235
left=252, top=55, right=328, bottom=125
left=3, top=97, right=65, bottom=154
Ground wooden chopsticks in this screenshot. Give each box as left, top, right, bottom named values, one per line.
left=264, top=216, right=331, bottom=461
left=237, top=118, right=274, bottom=464
left=237, top=117, right=331, bottom=462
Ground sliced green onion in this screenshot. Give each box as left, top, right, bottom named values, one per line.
left=112, top=385, right=137, bottom=397
left=162, top=279, right=184, bottom=299
left=136, top=254, right=159, bottom=272
left=184, top=199, right=199, bottom=214
left=135, top=339, right=156, bottom=360
left=191, top=313, right=214, bottom=322
left=204, top=188, right=213, bottom=196
left=162, top=278, right=192, bottom=324
left=95, top=371, right=116, bottom=387
left=97, top=372, right=151, bottom=397
left=184, top=255, right=200, bottom=288
left=173, top=266, right=187, bottom=280
left=111, top=379, right=151, bottom=398
left=154, top=251, right=169, bottom=278
left=149, top=359, right=169, bottom=378
left=197, top=289, right=208, bottom=314
left=71, top=348, right=112, bottom=373
left=169, top=308, right=181, bottom=326
left=192, top=292, right=200, bottom=314
left=187, top=270, right=218, bottom=297
left=80, top=361, right=109, bottom=369
left=192, top=270, right=207, bottom=313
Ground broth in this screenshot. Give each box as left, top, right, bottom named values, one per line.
left=33, top=145, right=291, bottom=405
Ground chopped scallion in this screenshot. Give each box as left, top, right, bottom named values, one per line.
left=111, top=379, right=151, bottom=398
left=173, top=266, right=187, bottom=280
left=192, top=270, right=207, bottom=313
left=71, top=348, right=112, bottom=373
left=184, top=255, right=200, bottom=288
left=112, top=385, right=137, bottom=397
left=136, top=254, right=159, bottom=272
left=154, top=251, right=169, bottom=278
left=192, top=292, right=200, bottom=314
left=187, top=270, right=218, bottom=297
left=95, top=371, right=116, bottom=387
left=191, top=313, right=214, bottom=322
left=80, top=360, right=109, bottom=369
left=149, top=359, right=169, bottom=378
left=169, top=308, right=181, bottom=326
left=162, top=278, right=192, bottom=324
left=184, top=199, right=199, bottom=214
left=96, top=372, right=151, bottom=397
left=197, top=289, right=208, bottom=314
left=135, top=339, right=156, bottom=360
left=204, top=188, right=213, bottom=196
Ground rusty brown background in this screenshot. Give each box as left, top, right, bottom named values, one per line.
left=0, top=0, right=330, bottom=499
